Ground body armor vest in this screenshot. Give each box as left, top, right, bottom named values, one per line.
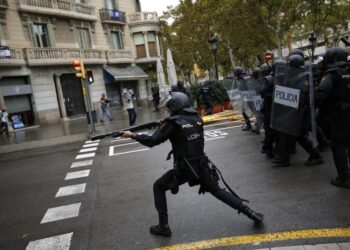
left=330, top=68, right=350, bottom=111
left=168, top=114, right=204, bottom=161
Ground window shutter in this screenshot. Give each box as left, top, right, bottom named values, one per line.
left=47, top=23, right=55, bottom=48
left=28, top=23, right=37, bottom=47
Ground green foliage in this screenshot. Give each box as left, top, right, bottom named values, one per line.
left=189, top=81, right=230, bottom=107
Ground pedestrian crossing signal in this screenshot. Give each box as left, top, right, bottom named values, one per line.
left=72, top=60, right=86, bottom=79
left=87, top=70, right=94, bottom=84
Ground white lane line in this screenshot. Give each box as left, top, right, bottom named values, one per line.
left=110, top=138, right=131, bottom=143
left=79, top=147, right=97, bottom=153
left=111, top=142, right=139, bottom=147
left=26, top=232, right=73, bottom=250
left=65, top=170, right=90, bottom=180
left=55, top=183, right=86, bottom=198
left=75, top=153, right=95, bottom=159
left=41, top=203, right=81, bottom=224
left=205, top=136, right=225, bottom=141
left=85, top=140, right=99, bottom=143
left=71, top=160, right=93, bottom=168
left=109, top=147, right=149, bottom=156
left=83, top=143, right=99, bottom=148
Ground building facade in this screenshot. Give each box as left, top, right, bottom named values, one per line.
left=0, top=0, right=162, bottom=127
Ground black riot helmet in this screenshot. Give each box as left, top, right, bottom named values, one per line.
left=260, top=63, right=271, bottom=77
left=323, top=47, right=347, bottom=69
left=233, top=66, right=245, bottom=78
left=271, top=59, right=287, bottom=73
left=289, top=48, right=304, bottom=58
left=166, top=92, right=191, bottom=112
left=252, top=67, right=260, bottom=80
left=288, top=54, right=305, bottom=68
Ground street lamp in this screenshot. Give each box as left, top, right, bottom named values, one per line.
left=208, top=35, right=219, bottom=82
left=308, top=32, right=317, bottom=62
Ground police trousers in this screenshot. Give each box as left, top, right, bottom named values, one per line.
left=153, top=167, right=245, bottom=217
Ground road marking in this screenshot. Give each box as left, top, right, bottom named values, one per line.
left=204, top=121, right=238, bottom=128
left=75, top=153, right=95, bottom=159
left=205, top=136, right=225, bottom=141
left=65, top=170, right=90, bottom=180
left=109, top=147, right=149, bottom=156
left=71, top=160, right=93, bottom=168
left=26, top=232, right=73, bottom=250
left=41, top=203, right=81, bottom=224
left=85, top=140, right=99, bottom=143
left=83, top=143, right=99, bottom=148
left=55, top=183, right=86, bottom=198
left=110, top=138, right=131, bottom=143
left=79, top=147, right=97, bottom=153
left=111, top=142, right=139, bottom=147
left=152, top=227, right=350, bottom=250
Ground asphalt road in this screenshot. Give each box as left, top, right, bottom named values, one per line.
left=1, top=121, right=349, bottom=250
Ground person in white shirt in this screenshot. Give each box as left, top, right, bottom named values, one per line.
left=122, top=88, right=137, bottom=126
left=0, top=109, right=10, bottom=136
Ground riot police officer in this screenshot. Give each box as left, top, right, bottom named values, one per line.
left=234, top=67, right=253, bottom=131
left=315, top=47, right=350, bottom=189
left=122, top=92, right=264, bottom=237
left=199, top=80, right=217, bottom=115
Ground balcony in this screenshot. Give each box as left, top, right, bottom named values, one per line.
left=107, top=50, right=134, bottom=64
left=24, top=48, right=107, bottom=66
left=18, top=0, right=96, bottom=22
left=0, top=49, right=26, bottom=66
left=128, top=12, right=160, bottom=33
left=100, top=9, right=126, bottom=25
left=0, top=0, right=8, bottom=9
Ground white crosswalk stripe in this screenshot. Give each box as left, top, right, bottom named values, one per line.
left=85, top=140, right=99, bottom=143
left=70, top=160, right=93, bottom=168
left=79, top=147, right=97, bottom=153
left=55, top=183, right=86, bottom=198
left=26, top=232, right=73, bottom=250
left=65, top=170, right=90, bottom=180
left=41, top=203, right=81, bottom=224
left=75, top=153, right=95, bottom=159
left=83, top=143, right=99, bottom=148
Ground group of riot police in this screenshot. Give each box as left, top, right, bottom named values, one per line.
left=234, top=46, right=350, bottom=189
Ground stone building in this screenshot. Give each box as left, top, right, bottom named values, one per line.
left=0, top=0, right=162, bottom=127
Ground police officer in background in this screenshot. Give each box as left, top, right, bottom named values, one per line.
left=315, top=47, right=350, bottom=189
left=199, top=80, right=217, bottom=115
left=122, top=92, right=264, bottom=237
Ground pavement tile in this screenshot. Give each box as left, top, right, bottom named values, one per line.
left=304, top=244, right=341, bottom=250
left=339, top=243, right=350, bottom=250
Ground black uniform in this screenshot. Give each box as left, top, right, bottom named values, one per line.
left=151, top=86, right=160, bottom=112
left=199, top=81, right=216, bottom=115
left=132, top=104, right=263, bottom=236
left=316, top=67, right=350, bottom=188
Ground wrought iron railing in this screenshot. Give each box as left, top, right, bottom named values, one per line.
left=100, top=9, right=126, bottom=23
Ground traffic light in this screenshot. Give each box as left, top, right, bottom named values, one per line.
left=86, top=70, right=94, bottom=84
left=72, top=59, right=86, bottom=79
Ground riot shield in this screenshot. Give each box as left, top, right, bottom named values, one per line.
left=270, top=65, right=308, bottom=136
left=224, top=78, right=243, bottom=112
left=238, top=76, right=257, bottom=116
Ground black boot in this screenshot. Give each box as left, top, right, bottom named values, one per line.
left=241, top=206, right=264, bottom=224
left=150, top=213, right=172, bottom=237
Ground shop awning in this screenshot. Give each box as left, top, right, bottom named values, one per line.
left=104, top=65, right=148, bottom=82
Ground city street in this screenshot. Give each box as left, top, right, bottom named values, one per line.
left=0, top=121, right=349, bottom=250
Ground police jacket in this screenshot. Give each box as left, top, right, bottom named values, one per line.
left=133, top=107, right=205, bottom=164
left=260, top=75, right=274, bottom=110
left=316, top=67, right=350, bottom=123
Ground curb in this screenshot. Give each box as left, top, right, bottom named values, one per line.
left=0, top=133, right=89, bottom=154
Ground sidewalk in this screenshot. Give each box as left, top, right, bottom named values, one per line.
left=0, top=107, right=167, bottom=154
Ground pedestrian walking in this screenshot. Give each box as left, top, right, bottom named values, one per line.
left=0, top=109, right=10, bottom=136
left=152, top=85, right=160, bottom=112
left=121, top=92, right=263, bottom=237
left=122, top=88, right=137, bottom=126
left=100, top=93, right=113, bottom=123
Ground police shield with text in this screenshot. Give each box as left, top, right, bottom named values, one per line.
left=271, top=54, right=323, bottom=167
left=122, top=92, right=263, bottom=237
left=316, top=47, right=350, bottom=189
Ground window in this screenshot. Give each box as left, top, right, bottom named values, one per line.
left=106, top=0, right=117, bottom=9
left=147, top=32, right=157, bottom=57
left=76, top=27, right=91, bottom=49
left=31, top=23, right=51, bottom=48
left=74, top=0, right=87, bottom=4
left=134, top=0, right=141, bottom=12
left=110, top=31, right=123, bottom=50
left=133, top=33, right=146, bottom=58
left=0, top=23, right=8, bottom=45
